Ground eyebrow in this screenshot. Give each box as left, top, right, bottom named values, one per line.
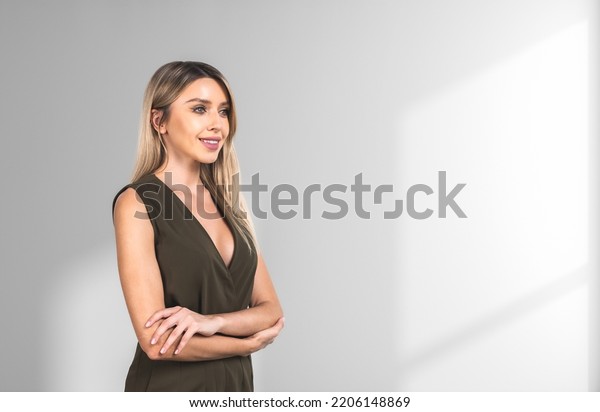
left=184, top=98, right=229, bottom=106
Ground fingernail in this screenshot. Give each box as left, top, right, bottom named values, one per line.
left=174, top=349, right=179, bottom=355
left=151, top=338, right=156, bottom=345
left=145, top=321, right=151, bottom=327
left=160, top=347, right=166, bottom=354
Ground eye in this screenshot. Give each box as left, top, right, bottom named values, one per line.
left=192, top=105, right=207, bottom=114
left=219, top=108, right=230, bottom=117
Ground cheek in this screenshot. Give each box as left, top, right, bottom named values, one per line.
left=167, top=116, right=190, bottom=136
left=179, top=116, right=205, bottom=135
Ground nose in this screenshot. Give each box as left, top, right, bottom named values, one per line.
left=207, top=109, right=222, bottom=131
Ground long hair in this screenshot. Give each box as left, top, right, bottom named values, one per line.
left=131, top=61, right=257, bottom=254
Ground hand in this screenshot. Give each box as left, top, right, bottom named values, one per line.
left=245, top=317, right=285, bottom=355
left=145, top=306, right=224, bottom=355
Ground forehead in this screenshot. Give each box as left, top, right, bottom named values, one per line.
left=177, top=77, right=228, bottom=103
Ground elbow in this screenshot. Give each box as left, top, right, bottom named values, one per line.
left=145, top=347, right=163, bottom=361
left=273, top=302, right=284, bottom=323
left=139, top=341, right=162, bottom=361
left=138, top=334, right=169, bottom=361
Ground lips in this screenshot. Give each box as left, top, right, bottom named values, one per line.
left=199, top=137, right=221, bottom=151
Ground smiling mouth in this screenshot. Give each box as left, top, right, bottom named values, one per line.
left=199, top=137, right=221, bottom=144
left=199, top=138, right=221, bottom=151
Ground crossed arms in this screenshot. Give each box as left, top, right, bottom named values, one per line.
left=113, top=188, right=284, bottom=361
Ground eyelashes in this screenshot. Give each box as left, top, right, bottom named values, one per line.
left=192, top=105, right=230, bottom=117
left=192, top=105, right=207, bottom=114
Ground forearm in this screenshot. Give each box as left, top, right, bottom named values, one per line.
left=143, top=329, right=253, bottom=361
left=215, top=301, right=283, bottom=337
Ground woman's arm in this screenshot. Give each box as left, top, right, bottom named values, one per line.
left=146, top=253, right=284, bottom=354
left=153, top=318, right=284, bottom=361
left=113, top=188, right=283, bottom=361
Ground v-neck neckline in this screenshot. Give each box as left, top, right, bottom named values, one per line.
left=150, top=173, right=237, bottom=272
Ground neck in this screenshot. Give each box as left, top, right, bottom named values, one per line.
left=155, top=160, right=203, bottom=189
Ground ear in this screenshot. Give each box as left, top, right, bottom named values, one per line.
left=151, top=109, right=166, bottom=134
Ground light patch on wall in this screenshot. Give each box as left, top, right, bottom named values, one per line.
left=395, top=21, right=588, bottom=390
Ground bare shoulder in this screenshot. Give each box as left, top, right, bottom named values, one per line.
left=114, top=186, right=148, bottom=216
left=113, top=187, right=152, bottom=233
left=113, top=185, right=160, bottom=263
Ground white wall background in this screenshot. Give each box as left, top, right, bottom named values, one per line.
left=0, top=0, right=597, bottom=391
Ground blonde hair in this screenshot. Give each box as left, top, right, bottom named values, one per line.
left=131, top=61, right=258, bottom=254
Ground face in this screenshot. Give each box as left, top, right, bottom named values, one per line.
left=154, top=77, right=230, bottom=165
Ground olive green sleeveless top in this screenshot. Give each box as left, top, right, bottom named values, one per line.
left=112, top=173, right=257, bottom=391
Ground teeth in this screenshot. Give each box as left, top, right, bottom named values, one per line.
left=202, top=139, right=218, bottom=144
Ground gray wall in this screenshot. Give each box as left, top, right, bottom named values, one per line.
left=0, top=0, right=597, bottom=391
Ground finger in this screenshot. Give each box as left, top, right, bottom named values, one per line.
left=145, top=306, right=181, bottom=327
left=150, top=315, right=181, bottom=345
left=261, top=336, right=276, bottom=350
left=160, top=323, right=186, bottom=355
left=260, top=328, right=280, bottom=343
left=146, top=306, right=181, bottom=327
left=145, top=309, right=171, bottom=328
left=271, top=321, right=284, bottom=338
left=266, top=318, right=284, bottom=336
left=175, top=328, right=196, bottom=355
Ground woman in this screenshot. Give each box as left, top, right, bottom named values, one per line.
left=111, top=61, right=284, bottom=391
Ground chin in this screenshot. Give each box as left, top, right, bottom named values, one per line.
left=197, top=154, right=220, bottom=164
